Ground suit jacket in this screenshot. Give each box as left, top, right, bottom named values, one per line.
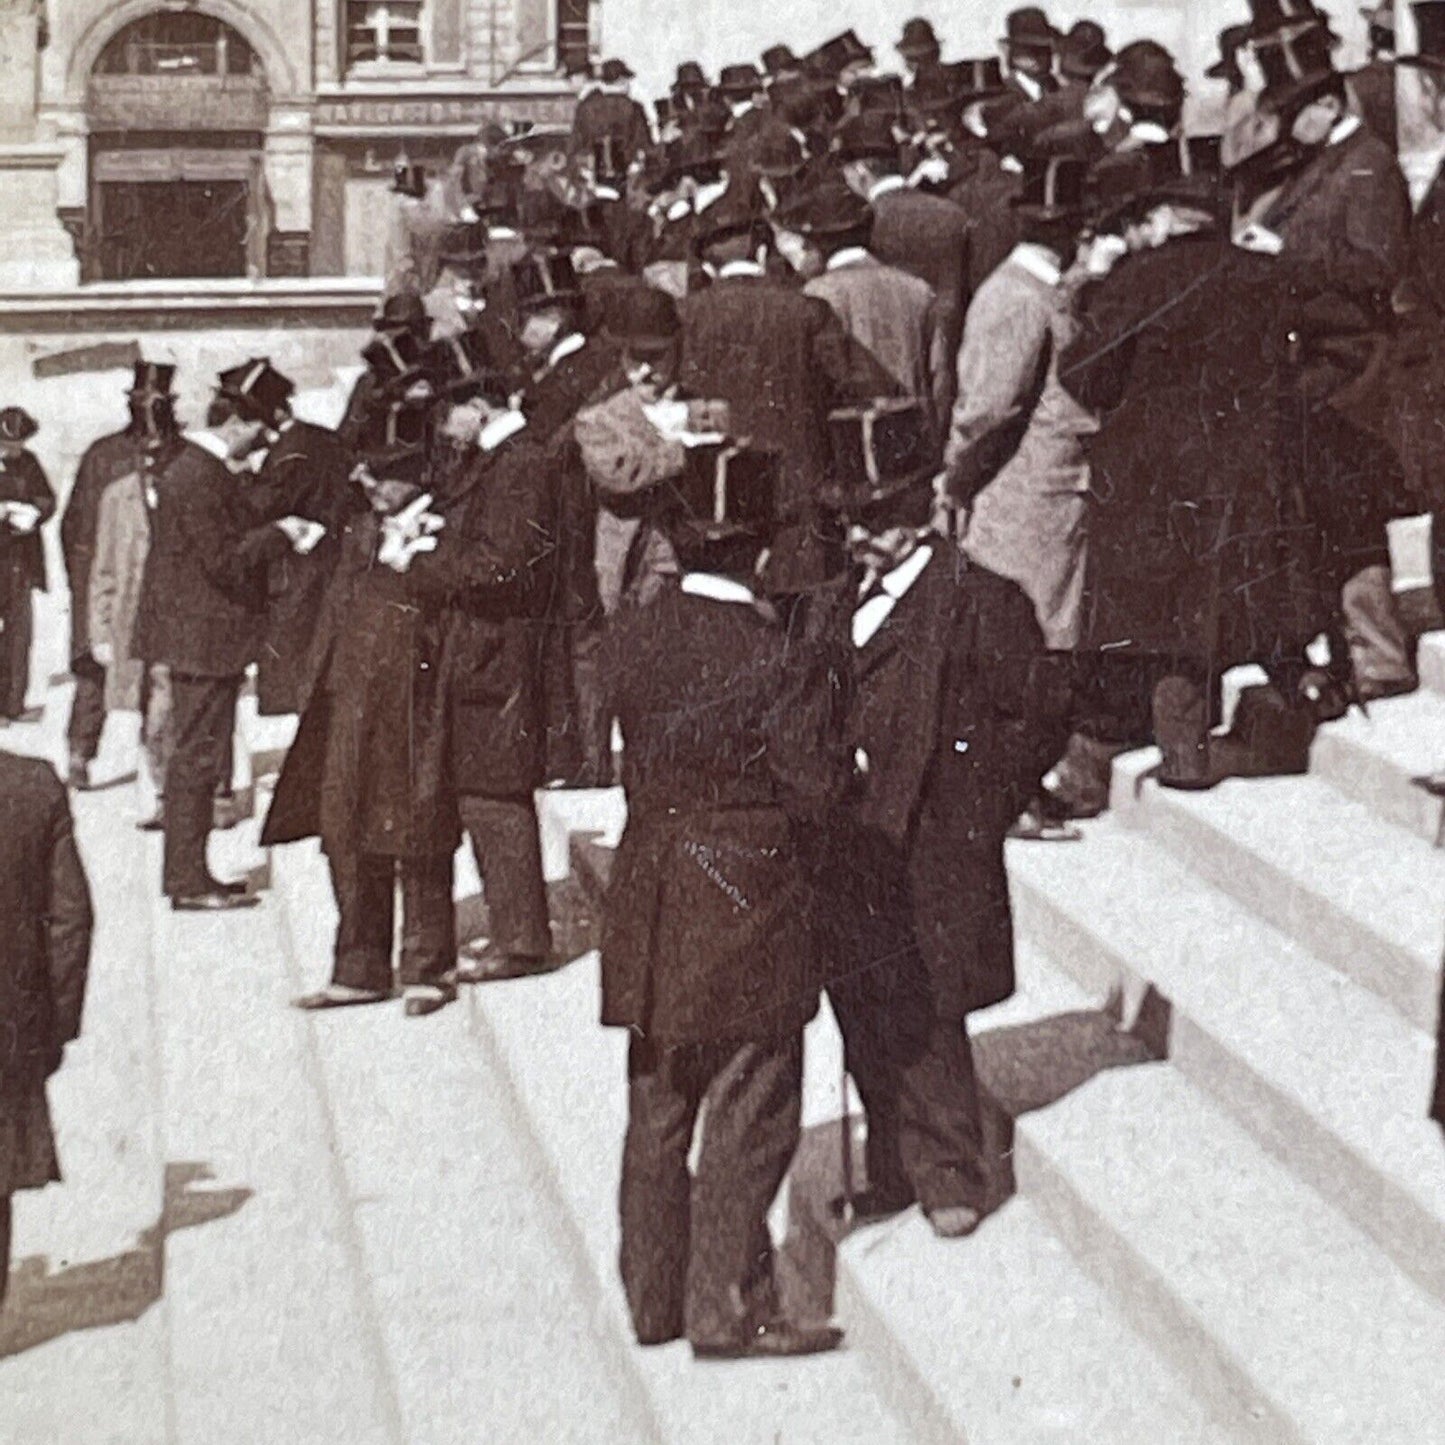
left=134, top=439, right=290, bottom=676
left=600, top=585, right=849, bottom=1046
left=570, top=90, right=652, bottom=160
left=678, top=274, right=853, bottom=588
left=88, top=468, right=152, bottom=711
left=0, top=449, right=55, bottom=600
left=1347, top=61, right=1398, bottom=154
left=0, top=750, right=91, bottom=1089
left=804, top=251, right=952, bottom=434
left=948, top=149, right=1024, bottom=295
left=809, top=546, right=1069, bottom=1018
left=869, top=185, right=973, bottom=364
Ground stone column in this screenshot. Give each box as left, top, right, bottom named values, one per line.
left=0, top=0, right=78, bottom=286
left=264, top=104, right=315, bottom=276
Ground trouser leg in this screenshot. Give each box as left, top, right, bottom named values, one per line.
left=396, top=853, right=457, bottom=988
left=67, top=652, right=107, bottom=762
left=1, top=590, right=32, bottom=716
left=327, top=851, right=396, bottom=993
left=162, top=673, right=237, bottom=896
left=1342, top=564, right=1415, bottom=693
left=572, top=623, right=610, bottom=783
left=894, top=1012, right=988, bottom=1215
left=459, top=794, right=551, bottom=959
left=0, top=1193, right=10, bottom=1307
left=686, top=1032, right=803, bottom=1343
left=1153, top=670, right=1211, bottom=786
left=142, top=664, right=174, bottom=798
left=619, top=1036, right=702, bottom=1344
left=827, top=968, right=909, bottom=1197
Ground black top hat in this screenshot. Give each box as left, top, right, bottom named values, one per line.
left=129, top=360, right=176, bottom=397
left=592, top=134, right=629, bottom=185
left=0, top=407, right=38, bottom=444
left=1058, top=21, right=1113, bottom=79
left=674, top=61, right=709, bottom=92
left=1003, top=7, right=1059, bottom=51
left=718, top=63, right=765, bottom=97
left=850, top=74, right=906, bottom=117
left=375, top=292, right=429, bottom=333
left=356, top=400, right=431, bottom=486
left=761, top=44, right=801, bottom=77
left=897, top=18, right=942, bottom=60
left=672, top=442, right=780, bottom=542
left=1088, top=142, right=1216, bottom=227
left=820, top=399, right=936, bottom=515
left=599, top=58, right=635, bottom=84
left=1254, top=20, right=1338, bottom=110
left=362, top=329, right=430, bottom=389
left=1243, top=0, right=1338, bottom=42
left=1011, top=153, right=1091, bottom=219
left=831, top=110, right=904, bottom=164
left=749, top=118, right=808, bottom=178
left=600, top=285, right=680, bottom=352
left=511, top=250, right=582, bottom=311
left=219, top=358, right=294, bottom=425
left=1206, top=24, right=1253, bottom=82
left=806, top=30, right=874, bottom=78
left=910, top=58, right=1007, bottom=115
left=438, top=218, right=492, bottom=269
left=775, top=174, right=872, bottom=238
left=391, top=161, right=427, bottom=199
left=1105, top=40, right=1185, bottom=113
left=1401, top=1, right=1445, bottom=67
left=424, top=331, right=506, bottom=401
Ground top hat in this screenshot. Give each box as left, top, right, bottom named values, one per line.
left=1254, top=20, right=1339, bottom=110
left=691, top=191, right=768, bottom=256
left=355, top=400, right=431, bottom=485
left=391, top=161, right=427, bottom=199
left=362, top=329, right=430, bottom=389
left=375, top=291, right=429, bottom=334
left=0, top=407, right=38, bottom=443
left=775, top=173, right=873, bottom=238
left=219, top=358, right=294, bottom=425
left=761, top=44, right=802, bottom=77
left=1002, top=7, right=1059, bottom=52
left=511, top=249, right=582, bottom=311
left=1011, top=153, right=1091, bottom=218
left=1206, top=24, right=1253, bottom=82
left=820, top=399, right=936, bottom=516
left=438, top=219, right=492, bottom=270
left=671, top=442, right=780, bottom=542
left=128, top=360, right=177, bottom=397
left=600, top=284, right=681, bottom=353
left=674, top=61, right=709, bottom=92
left=1401, top=1, right=1445, bottom=67
left=1103, top=40, right=1185, bottom=113
left=831, top=110, right=904, bottom=163
left=1058, top=21, right=1113, bottom=79
left=1243, top=0, right=1339, bottom=42
left=806, top=30, right=874, bottom=79
left=598, top=58, right=635, bottom=84
left=1088, top=142, right=1216, bottom=227
left=717, top=63, right=765, bottom=97
left=424, top=330, right=506, bottom=401
left=897, top=18, right=942, bottom=61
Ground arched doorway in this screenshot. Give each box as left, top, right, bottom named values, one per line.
left=85, top=12, right=270, bottom=280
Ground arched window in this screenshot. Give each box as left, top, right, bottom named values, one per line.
left=95, top=12, right=258, bottom=77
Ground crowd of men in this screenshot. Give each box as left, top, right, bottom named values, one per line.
left=3, top=0, right=1445, bottom=1363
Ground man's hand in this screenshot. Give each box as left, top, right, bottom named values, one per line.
left=928, top=472, right=957, bottom=539
left=4, top=501, right=41, bottom=534
left=276, top=517, right=327, bottom=555
left=92, top=641, right=115, bottom=669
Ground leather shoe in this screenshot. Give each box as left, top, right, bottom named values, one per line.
left=293, top=985, right=393, bottom=1011
left=136, top=809, right=165, bottom=832
left=926, top=1203, right=982, bottom=1239
left=692, top=1317, right=844, bottom=1361
left=206, top=876, right=248, bottom=896
left=171, top=889, right=262, bottom=912
left=451, top=948, right=553, bottom=984
left=403, top=983, right=457, bottom=1017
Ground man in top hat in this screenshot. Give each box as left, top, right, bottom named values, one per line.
left=641, top=129, right=733, bottom=298
left=1001, top=6, right=1061, bottom=102
left=0, top=408, right=54, bottom=722
left=1009, top=20, right=1114, bottom=144
left=761, top=44, right=803, bottom=87
left=340, top=293, right=431, bottom=450
left=834, top=111, right=973, bottom=410
left=1349, top=3, right=1400, bottom=150
left=571, top=58, right=651, bottom=169
left=61, top=361, right=176, bottom=785
left=136, top=361, right=324, bottom=910
left=939, top=154, right=1108, bottom=656
left=672, top=60, right=711, bottom=112
left=804, top=29, right=875, bottom=92
left=676, top=195, right=854, bottom=592
left=1050, top=39, right=1187, bottom=172
left=600, top=422, right=850, bottom=1357
left=384, top=161, right=453, bottom=302
left=1402, top=2, right=1445, bottom=301
left=717, top=63, right=771, bottom=176
left=263, top=399, right=462, bottom=1019
left=779, top=175, right=953, bottom=436
left=805, top=411, right=1070, bottom=1236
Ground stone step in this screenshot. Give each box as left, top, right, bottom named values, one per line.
left=1009, top=822, right=1445, bottom=1306
left=1016, top=1066, right=1445, bottom=1445
left=1420, top=630, right=1445, bottom=696
left=147, top=882, right=396, bottom=1444
left=1110, top=756, right=1445, bottom=1033
left=1309, top=690, right=1445, bottom=844
left=268, top=839, right=658, bottom=1445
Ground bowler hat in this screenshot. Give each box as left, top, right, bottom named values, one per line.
left=717, top=63, right=764, bottom=97
left=600, top=285, right=680, bottom=353
left=1401, top=1, right=1445, bottom=67
left=674, top=61, right=708, bottom=92
left=831, top=110, right=904, bottom=163
left=424, top=331, right=506, bottom=401
left=219, top=358, right=294, bottom=426
left=1104, top=40, right=1185, bottom=113
left=1002, top=7, right=1059, bottom=51
left=897, top=18, right=941, bottom=61
left=1011, top=153, right=1091, bottom=219
left=1058, top=21, right=1112, bottom=80
left=599, top=58, right=635, bottom=84
left=761, top=45, right=801, bottom=77
left=375, top=292, right=429, bottom=333
left=391, top=161, right=427, bottom=199
left=128, top=360, right=176, bottom=397
left=775, top=174, right=873, bottom=238
left=670, top=442, right=780, bottom=542
left=0, top=407, right=38, bottom=443
left=820, top=399, right=936, bottom=517
left=749, top=119, right=808, bottom=178
left=511, top=249, right=582, bottom=311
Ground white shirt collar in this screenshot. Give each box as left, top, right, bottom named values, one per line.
left=489, top=225, right=520, bottom=240
left=1128, top=121, right=1171, bottom=146
left=186, top=428, right=233, bottom=463
left=693, top=177, right=730, bottom=214
left=826, top=246, right=873, bottom=271
left=1009, top=242, right=1064, bottom=287
left=878, top=540, right=933, bottom=599
left=852, top=542, right=934, bottom=646
left=731, top=99, right=755, bottom=118
left=718, top=260, right=765, bottom=279
left=1013, top=70, right=1043, bottom=102
left=479, top=409, right=527, bottom=451
left=868, top=174, right=907, bottom=201
left=680, top=572, right=757, bottom=605
left=1328, top=113, right=1363, bottom=146
left=548, top=333, right=586, bottom=370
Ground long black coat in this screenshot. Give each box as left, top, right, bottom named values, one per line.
left=0, top=449, right=56, bottom=605
left=870, top=185, right=973, bottom=365
left=260, top=512, right=457, bottom=860
left=134, top=440, right=289, bottom=677
left=810, top=546, right=1070, bottom=1020
left=1062, top=233, right=1335, bottom=665
left=248, top=419, right=363, bottom=715
left=600, top=586, right=849, bottom=1047
left=0, top=750, right=92, bottom=1193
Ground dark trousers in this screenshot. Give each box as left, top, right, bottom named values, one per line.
left=619, top=1031, right=802, bottom=1345
left=162, top=672, right=240, bottom=896
left=458, top=794, right=550, bottom=958
left=0, top=588, right=32, bottom=718
left=327, top=851, right=456, bottom=991
left=67, top=652, right=108, bottom=763
left=829, top=957, right=988, bottom=1215
left=0, top=1192, right=10, bottom=1306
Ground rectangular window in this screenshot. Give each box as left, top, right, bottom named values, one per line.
left=345, top=0, right=424, bottom=69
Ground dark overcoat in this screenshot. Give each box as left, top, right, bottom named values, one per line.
left=810, top=546, right=1070, bottom=1020
left=1061, top=232, right=1334, bottom=665
left=947, top=149, right=1023, bottom=295
left=0, top=449, right=56, bottom=604
left=134, top=440, right=289, bottom=677
left=259, top=512, right=458, bottom=860
left=599, top=586, right=849, bottom=1047
left=869, top=185, right=973, bottom=366
left=0, top=750, right=92, bottom=1195
left=570, top=90, right=652, bottom=161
